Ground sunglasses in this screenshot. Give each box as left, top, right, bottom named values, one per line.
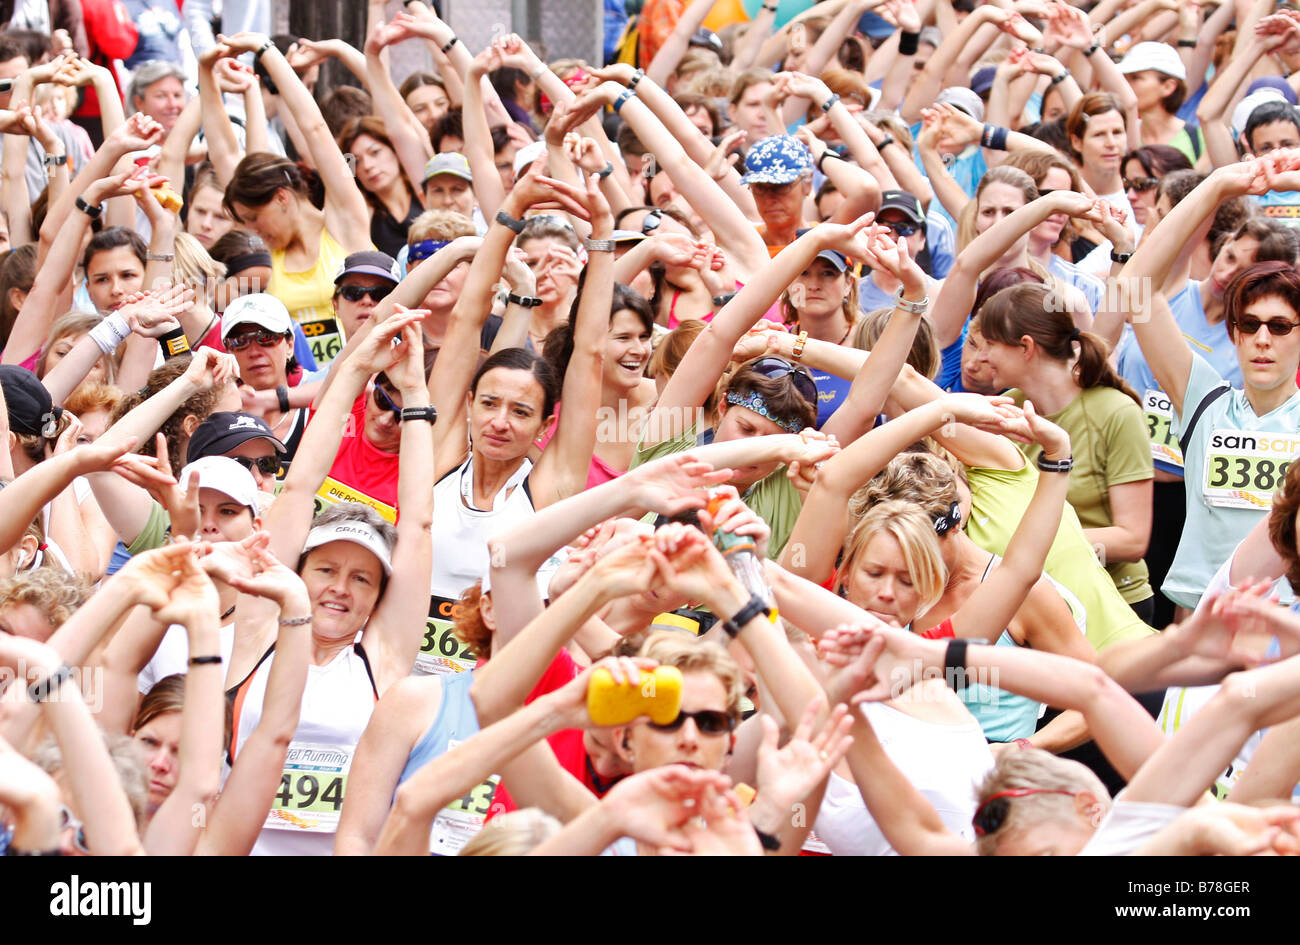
left=881, top=220, right=920, bottom=238
left=59, top=804, right=90, bottom=854
left=640, top=209, right=663, bottom=235
left=648, top=708, right=736, bottom=736
left=1234, top=315, right=1300, bottom=337
left=372, top=384, right=402, bottom=422
left=972, top=789, right=1078, bottom=837
left=1123, top=176, right=1159, bottom=193
left=338, top=283, right=394, bottom=303
left=230, top=454, right=281, bottom=477
left=749, top=356, right=819, bottom=407
left=933, top=500, right=963, bottom=536
left=225, top=329, right=288, bottom=351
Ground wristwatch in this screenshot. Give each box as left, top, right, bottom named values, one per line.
left=495, top=209, right=526, bottom=234
left=1110, top=249, right=1133, bottom=264
left=75, top=195, right=102, bottom=219
left=400, top=405, right=438, bottom=424
left=42, top=152, right=68, bottom=168
left=893, top=287, right=929, bottom=315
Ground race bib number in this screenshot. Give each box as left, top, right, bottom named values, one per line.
left=1202, top=429, right=1300, bottom=509
left=313, top=477, right=397, bottom=523
left=266, top=742, right=353, bottom=833
left=296, top=315, right=345, bottom=366
left=429, top=739, right=501, bottom=855
left=1143, top=389, right=1183, bottom=469
left=415, top=595, right=478, bottom=676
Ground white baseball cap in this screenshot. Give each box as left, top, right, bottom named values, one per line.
left=301, top=519, right=393, bottom=575
left=1118, top=42, right=1187, bottom=81
left=221, top=292, right=292, bottom=341
left=179, top=456, right=259, bottom=514
left=1232, top=88, right=1290, bottom=138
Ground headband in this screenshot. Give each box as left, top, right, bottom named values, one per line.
left=224, top=251, right=273, bottom=275
left=408, top=239, right=450, bottom=262
left=725, top=390, right=806, bottom=434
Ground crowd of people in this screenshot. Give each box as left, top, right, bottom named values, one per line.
left=6, top=0, right=1300, bottom=858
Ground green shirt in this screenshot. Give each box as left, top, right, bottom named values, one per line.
left=965, top=461, right=1155, bottom=651
left=1013, top=386, right=1154, bottom=605
left=126, top=501, right=170, bottom=556
left=631, top=422, right=802, bottom=559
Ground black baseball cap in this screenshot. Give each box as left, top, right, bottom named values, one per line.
left=878, top=190, right=926, bottom=226
left=0, top=365, right=61, bottom=437
left=334, top=251, right=399, bottom=286
left=186, top=411, right=287, bottom=464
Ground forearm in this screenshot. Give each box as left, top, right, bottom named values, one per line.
left=2, top=133, right=32, bottom=243
left=646, top=0, right=714, bottom=86
left=1081, top=524, right=1149, bottom=563
left=0, top=451, right=82, bottom=552
left=919, top=146, right=969, bottom=225
left=526, top=801, right=623, bottom=856
left=4, top=209, right=92, bottom=364
left=876, top=34, right=914, bottom=111
left=86, top=476, right=154, bottom=549
left=889, top=366, right=1025, bottom=469
left=1026, top=709, right=1091, bottom=754
left=242, top=86, right=269, bottom=157
left=901, top=8, right=993, bottom=121
left=461, top=72, right=505, bottom=218
left=822, top=305, right=924, bottom=444
left=1227, top=715, right=1300, bottom=804
left=198, top=69, right=241, bottom=183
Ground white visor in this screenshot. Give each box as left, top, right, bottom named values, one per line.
left=301, top=521, right=393, bottom=575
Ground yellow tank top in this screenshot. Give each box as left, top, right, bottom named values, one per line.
left=270, top=228, right=350, bottom=366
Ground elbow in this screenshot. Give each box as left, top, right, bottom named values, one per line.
left=1075, top=662, right=1124, bottom=715
left=1214, top=671, right=1262, bottom=725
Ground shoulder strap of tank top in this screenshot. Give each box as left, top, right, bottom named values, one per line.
left=226, top=644, right=278, bottom=762
left=353, top=642, right=380, bottom=700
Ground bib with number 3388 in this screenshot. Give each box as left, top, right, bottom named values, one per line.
left=1202, top=428, right=1298, bottom=510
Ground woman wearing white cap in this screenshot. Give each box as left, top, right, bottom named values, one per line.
left=1118, top=42, right=1204, bottom=165
left=222, top=310, right=434, bottom=855
left=221, top=292, right=308, bottom=470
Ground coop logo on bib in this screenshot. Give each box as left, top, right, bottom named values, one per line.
left=1203, top=429, right=1300, bottom=509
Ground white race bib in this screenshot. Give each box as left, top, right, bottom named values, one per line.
left=1202, top=428, right=1300, bottom=510
left=266, top=742, right=354, bottom=833
left=1143, top=389, right=1182, bottom=469
left=428, top=739, right=500, bottom=855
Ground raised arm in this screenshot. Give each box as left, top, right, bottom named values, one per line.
left=646, top=0, right=717, bottom=87
left=365, top=12, right=435, bottom=193
left=223, top=32, right=372, bottom=254
left=459, top=46, right=507, bottom=219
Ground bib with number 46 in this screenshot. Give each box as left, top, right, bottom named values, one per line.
left=1202, top=428, right=1300, bottom=510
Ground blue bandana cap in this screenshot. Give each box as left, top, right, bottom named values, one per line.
left=725, top=389, right=807, bottom=433
left=741, top=135, right=813, bottom=186
left=408, top=239, right=450, bottom=262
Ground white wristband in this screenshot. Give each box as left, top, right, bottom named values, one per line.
left=88, top=313, right=131, bottom=355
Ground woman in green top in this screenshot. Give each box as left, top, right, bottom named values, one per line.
left=975, top=282, right=1155, bottom=622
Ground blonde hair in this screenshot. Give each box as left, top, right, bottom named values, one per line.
left=458, top=808, right=561, bottom=855
left=852, top=308, right=940, bottom=380
left=408, top=209, right=477, bottom=243
left=974, top=748, right=1110, bottom=856
left=850, top=451, right=966, bottom=524
left=838, top=500, right=947, bottom=617
left=957, top=165, right=1038, bottom=252
left=638, top=631, right=746, bottom=724
left=0, top=567, right=94, bottom=631
left=36, top=311, right=119, bottom=385
left=173, top=232, right=226, bottom=303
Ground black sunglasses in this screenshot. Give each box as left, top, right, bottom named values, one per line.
left=230, top=454, right=281, bottom=477
left=225, top=329, right=288, bottom=351
left=1123, top=176, right=1159, bottom=193
left=1234, top=315, right=1300, bottom=337
left=749, top=356, right=819, bottom=407
left=881, top=220, right=921, bottom=238
left=338, top=283, right=394, bottom=303
left=648, top=709, right=736, bottom=735
left=933, top=500, right=962, bottom=536
left=972, top=789, right=1077, bottom=837
left=372, top=384, right=402, bottom=422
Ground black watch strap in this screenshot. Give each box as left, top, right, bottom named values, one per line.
left=944, top=639, right=969, bottom=691
left=721, top=594, right=771, bottom=638
left=754, top=827, right=781, bottom=851
left=400, top=405, right=438, bottom=424
left=276, top=385, right=290, bottom=413
left=495, top=209, right=526, bottom=234
left=507, top=292, right=542, bottom=308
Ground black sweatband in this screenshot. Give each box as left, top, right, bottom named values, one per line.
left=158, top=324, right=191, bottom=359
left=944, top=639, right=968, bottom=691
left=225, top=251, right=273, bottom=275
left=898, top=30, right=920, bottom=56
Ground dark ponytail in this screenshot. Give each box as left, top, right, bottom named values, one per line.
left=224, top=154, right=326, bottom=220
left=976, top=283, right=1139, bottom=405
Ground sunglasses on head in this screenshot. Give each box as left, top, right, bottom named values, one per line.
left=648, top=708, right=736, bottom=735
left=230, top=454, right=281, bottom=477
left=933, top=500, right=963, bottom=536
left=749, top=356, right=819, bottom=407
left=1123, top=176, right=1159, bottom=193
left=1234, top=315, right=1300, bottom=337
left=372, top=383, right=402, bottom=422
left=972, top=789, right=1079, bottom=837
left=640, top=209, right=663, bottom=235
left=338, top=283, right=394, bottom=303
left=881, top=220, right=921, bottom=238
left=59, top=804, right=90, bottom=855
left=225, top=328, right=288, bottom=351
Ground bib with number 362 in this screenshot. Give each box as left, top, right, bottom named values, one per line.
left=1202, top=428, right=1298, bottom=510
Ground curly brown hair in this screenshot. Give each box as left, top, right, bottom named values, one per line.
left=0, top=567, right=94, bottom=633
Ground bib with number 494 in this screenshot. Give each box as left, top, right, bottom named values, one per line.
left=266, top=742, right=354, bottom=833
left=1202, top=428, right=1300, bottom=510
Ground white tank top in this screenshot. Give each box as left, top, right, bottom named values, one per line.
left=814, top=701, right=994, bottom=856
left=421, top=457, right=535, bottom=676
left=230, top=643, right=378, bottom=856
